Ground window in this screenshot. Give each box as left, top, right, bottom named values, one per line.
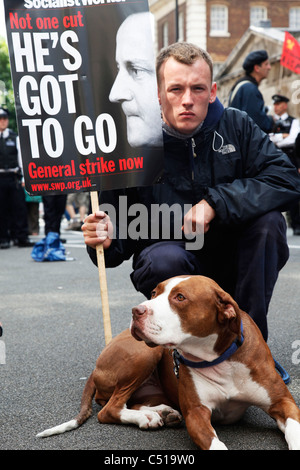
left=250, top=6, right=267, bottom=26
left=210, top=5, right=229, bottom=36
left=290, top=8, right=300, bottom=29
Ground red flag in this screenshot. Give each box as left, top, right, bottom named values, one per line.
left=280, top=32, right=300, bottom=74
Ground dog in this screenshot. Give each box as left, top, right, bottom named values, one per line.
left=37, top=275, right=300, bottom=450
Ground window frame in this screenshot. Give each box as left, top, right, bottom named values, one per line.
left=250, top=5, right=268, bottom=26
left=289, top=7, right=300, bottom=29
left=210, top=4, right=230, bottom=37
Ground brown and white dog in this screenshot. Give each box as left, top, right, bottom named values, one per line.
left=37, top=275, right=300, bottom=450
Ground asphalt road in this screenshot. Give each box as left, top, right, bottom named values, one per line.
left=0, top=218, right=300, bottom=454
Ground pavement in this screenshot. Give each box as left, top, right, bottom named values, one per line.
left=0, top=217, right=300, bottom=453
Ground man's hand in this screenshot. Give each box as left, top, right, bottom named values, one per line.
left=82, top=211, right=113, bottom=249
left=183, top=200, right=216, bottom=236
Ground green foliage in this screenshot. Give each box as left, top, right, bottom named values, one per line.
left=0, top=37, right=17, bottom=132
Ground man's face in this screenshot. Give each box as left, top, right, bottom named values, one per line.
left=256, top=59, right=271, bottom=80
left=109, top=16, right=162, bottom=147
left=158, top=57, right=217, bottom=135
left=0, top=117, right=8, bottom=133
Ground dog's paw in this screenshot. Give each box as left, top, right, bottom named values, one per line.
left=139, top=411, right=164, bottom=429
left=161, top=408, right=183, bottom=428
left=209, top=437, right=228, bottom=450
left=120, top=407, right=164, bottom=429
left=138, top=404, right=182, bottom=428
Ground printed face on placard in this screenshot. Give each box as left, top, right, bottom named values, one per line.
left=109, top=13, right=162, bottom=148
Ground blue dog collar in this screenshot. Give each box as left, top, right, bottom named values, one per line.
left=172, top=321, right=244, bottom=378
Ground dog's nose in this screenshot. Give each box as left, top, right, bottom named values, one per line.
left=132, top=305, right=147, bottom=318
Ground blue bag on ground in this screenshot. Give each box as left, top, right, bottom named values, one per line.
left=31, top=232, right=66, bottom=262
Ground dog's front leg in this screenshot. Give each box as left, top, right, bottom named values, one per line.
left=178, top=369, right=227, bottom=450
left=184, top=403, right=227, bottom=450
left=268, top=396, right=300, bottom=450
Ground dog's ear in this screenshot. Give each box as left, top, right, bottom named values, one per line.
left=216, top=289, right=241, bottom=335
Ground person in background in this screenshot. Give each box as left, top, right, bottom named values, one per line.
left=228, top=49, right=273, bottom=133
left=25, top=191, right=42, bottom=236
left=269, top=94, right=300, bottom=163
left=269, top=94, right=300, bottom=235
left=42, top=194, right=67, bottom=241
left=0, top=107, right=33, bottom=249
left=65, top=192, right=89, bottom=231
left=295, top=133, right=300, bottom=170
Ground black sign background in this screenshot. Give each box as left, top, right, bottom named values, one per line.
left=4, top=0, right=164, bottom=195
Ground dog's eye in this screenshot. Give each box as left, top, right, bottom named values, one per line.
left=150, top=290, right=156, bottom=299
left=176, top=293, right=185, bottom=301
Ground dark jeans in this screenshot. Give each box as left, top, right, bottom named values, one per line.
left=0, top=174, right=29, bottom=242
left=42, top=195, right=67, bottom=235
left=131, top=211, right=289, bottom=341
left=289, top=201, right=300, bottom=230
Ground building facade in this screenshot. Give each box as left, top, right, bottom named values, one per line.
left=150, top=0, right=300, bottom=72
left=149, top=0, right=207, bottom=51
left=207, top=0, right=300, bottom=70
left=215, top=26, right=300, bottom=118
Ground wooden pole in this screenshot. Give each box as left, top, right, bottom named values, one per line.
left=278, top=64, right=284, bottom=93
left=90, top=191, right=112, bottom=345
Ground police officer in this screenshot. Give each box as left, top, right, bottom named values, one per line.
left=269, top=94, right=300, bottom=235
left=0, top=107, right=33, bottom=248
left=270, top=94, right=300, bottom=164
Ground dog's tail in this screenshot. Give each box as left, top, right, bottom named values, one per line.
left=36, top=373, right=96, bottom=438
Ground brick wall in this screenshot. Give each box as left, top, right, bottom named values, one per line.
left=207, top=0, right=293, bottom=63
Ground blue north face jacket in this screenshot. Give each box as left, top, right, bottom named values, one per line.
left=88, top=98, right=300, bottom=268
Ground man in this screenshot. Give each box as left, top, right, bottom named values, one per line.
left=83, top=43, right=300, bottom=353
left=228, top=49, right=273, bottom=132
left=269, top=94, right=300, bottom=234
left=0, top=107, right=33, bottom=248
left=109, top=12, right=163, bottom=148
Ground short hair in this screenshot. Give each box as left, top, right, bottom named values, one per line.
left=156, top=42, right=214, bottom=84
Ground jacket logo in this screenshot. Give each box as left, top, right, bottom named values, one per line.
left=212, top=132, right=236, bottom=155
left=217, top=144, right=236, bottom=155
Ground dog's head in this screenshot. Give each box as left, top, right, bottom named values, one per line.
left=131, top=275, right=241, bottom=360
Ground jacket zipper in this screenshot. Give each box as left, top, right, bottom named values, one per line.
left=191, top=138, right=197, bottom=180
left=192, top=138, right=197, bottom=157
